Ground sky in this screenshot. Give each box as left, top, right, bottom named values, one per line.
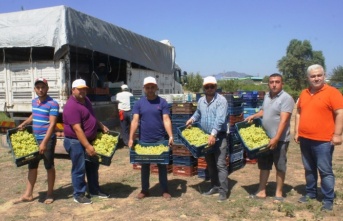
left=0, top=0, right=342, bottom=77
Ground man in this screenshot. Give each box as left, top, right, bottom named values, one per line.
left=128, top=76, right=174, bottom=200
left=15, top=78, right=59, bottom=204
left=295, top=64, right=343, bottom=211
left=116, top=84, right=133, bottom=147
left=63, top=79, right=110, bottom=204
left=185, top=76, right=229, bottom=203
left=245, top=73, right=294, bottom=203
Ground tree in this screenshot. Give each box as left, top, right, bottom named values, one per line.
left=277, top=39, right=325, bottom=91
left=183, top=72, right=203, bottom=93
left=330, top=66, right=343, bottom=83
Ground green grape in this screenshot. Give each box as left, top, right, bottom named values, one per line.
left=181, top=127, right=209, bottom=148
left=239, top=124, right=270, bottom=150
left=10, top=130, right=38, bottom=158
left=92, top=132, right=119, bottom=156
left=134, top=144, right=169, bottom=155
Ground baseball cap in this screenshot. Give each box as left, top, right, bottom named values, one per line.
left=143, top=76, right=157, bottom=86
left=121, top=84, right=129, bottom=90
left=72, top=79, right=88, bottom=89
left=35, top=78, right=48, bottom=86
left=203, top=76, right=217, bottom=86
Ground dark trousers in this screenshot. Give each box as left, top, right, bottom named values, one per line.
left=120, top=110, right=131, bottom=146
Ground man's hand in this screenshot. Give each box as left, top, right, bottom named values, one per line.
left=85, top=145, right=96, bottom=156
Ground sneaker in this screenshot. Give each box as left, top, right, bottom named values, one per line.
left=217, top=193, right=227, bottom=203
left=321, top=202, right=333, bottom=211
left=162, top=192, right=171, bottom=200
left=136, top=191, right=150, bottom=200
left=74, top=195, right=92, bottom=204
left=90, top=191, right=110, bottom=198
left=202, top=187, right=219, bottom=196
left=298, top=195, right=316, bottom=203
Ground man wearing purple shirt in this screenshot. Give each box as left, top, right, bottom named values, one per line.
left=63, top=79, right=109, bottom=204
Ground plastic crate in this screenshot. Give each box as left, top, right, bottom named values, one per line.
left=229, top=132, right=241, bottom=145
left=85, top=131, right=120, bottom=166
left=130, top=140, right=171, bottom=164
left=229, top=114, right=244, bottom=125
left=172, top=155, right=197, bottom=166
left=223, top=94, right=243, bottom=107
left=172, top=144, right=193, bottom=156
left=172, top=165, right=198, bottom=177
left=87, top=94, right=110, bottom=102
left=197, top=157, right=207, bottom=169
left=228, top=104, right=244, bottom=115
left=177, top=123, right=217, bottom=158
left=171, top=113, right=193, bottom=122
left=133, top=163, right=142, bottom=170
left=228, top=159, right=246, bottom=174
left=150, top=164, right=173, bottom=174
left=7, top=126, right=41, bottom=167
left=235, top=118, right=271, bottom=159
left=172, top=103, right=196, bottom=114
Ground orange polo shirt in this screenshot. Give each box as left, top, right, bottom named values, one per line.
left=297, top=84, right=343, bottom=141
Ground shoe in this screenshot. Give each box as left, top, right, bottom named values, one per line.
left=162, top=192, right=171, bottom=200
left=298, top=195, right=316, bottom=203
left=136, top=191, right=150, bottom=200
left=74, top=195, right=92, bottom=204
left=321, top=202, right=333, bottom=211
left=90, top=191, right=110, bottom=198
left=217, top=193, right=227, bottom=203
left=202, top=187, right=219, bottom=195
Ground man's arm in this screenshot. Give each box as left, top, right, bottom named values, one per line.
left=18, top=114, right=33, bottom=129
left=294, top=108, right=300, bottom=143
left=38, top=115, right=58, bottom=154
left=332, top=108, right=343, bottom=145
left=163, top=114, right=173, bottom=146
left=72, top=123, right=96, bottom=156
left=128, top=114, right=139, bottom=148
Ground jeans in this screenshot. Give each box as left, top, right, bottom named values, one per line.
left=141, top=164, right=168, bottom=193
left=64, top=137, right=101, bottom=197
left=120, top=110, right=132, bottom=146
left=299, top=137, right=335, bottom=204
left=205, top=133, right=228, bottom=194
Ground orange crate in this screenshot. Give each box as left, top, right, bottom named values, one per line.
left=197, top=157, right=207, bottom=169
left=172, top=144, right=193, bottom=156
left=87, top=87, right=109, bottom=95
left=150, top=164, right=172, bottom=174
left=172, top=165, right=198, bottom=177
left=172, top=103, right=196, bottom=114
left=133, top=163, right=142, bottom=170
left=229, top=113, right=244, bottom=125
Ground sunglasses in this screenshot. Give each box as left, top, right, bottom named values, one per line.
left=204, top=85, right=215, bottom=90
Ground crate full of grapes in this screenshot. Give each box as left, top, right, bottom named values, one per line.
left=177, top=123, right=218, bottom=158
left=130, top=140, right=171, bottom=164
left=235, top=118, right=271, bottom=159
left=86, top=131, right=120, bottom=166
left=7, top=126, right=41, bottom=167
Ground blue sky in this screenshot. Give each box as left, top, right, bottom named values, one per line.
left=0, top=0, right=342, bottom=77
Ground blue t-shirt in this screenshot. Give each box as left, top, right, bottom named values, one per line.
left=32, top=96, right=59, bottom=140
left=132, top=96, right=170, bottom=142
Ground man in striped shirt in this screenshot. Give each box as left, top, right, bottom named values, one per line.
left=15, top=78, right=59, bottom=204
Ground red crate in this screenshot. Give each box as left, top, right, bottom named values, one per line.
left=172, top=144, right=193, bottom=156
left=229, top=113, right=244, bottom=125
left=197, top=157, right=207, bottom=169
left=133, top=163, right=142, bottom=170
left=172, top=165, right=198, bottom=177
left=87, top=87, right=109, bottom=95
left=150, top=164, right=172, bottom=174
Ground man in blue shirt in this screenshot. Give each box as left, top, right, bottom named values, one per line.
left=15, top=78, right=59, bottom=204
left=129, top=76, right=174, bottom=200
left=186, top=76, right=229, bottom=202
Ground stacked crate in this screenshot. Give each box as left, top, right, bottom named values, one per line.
left=171, top=102, right=196, bottom=143
left=171, top=143, right=198, bottom=177
left=227, top=132, right=246, bottom=174
left=239, top=91, right=258, bottom=108
left=257, top=91, right=266, bottom=107
left=197, top=157, right=208, bottom=179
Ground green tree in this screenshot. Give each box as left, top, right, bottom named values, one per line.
left=183, top=72, right=203, bottom=93
left=277, top=39, right=325, bottom=91
left=330, top=66, right=343, bottom=83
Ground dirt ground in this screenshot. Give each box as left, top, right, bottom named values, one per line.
left=0, top=111, right=343, bottom=221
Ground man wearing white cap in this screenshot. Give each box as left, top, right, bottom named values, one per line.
left=63, top=79, right=110, bottom=204
left=115, top=84, right=133, bottom=147
left=129, top=76, right=174, bottom=200
left=186, top=76, right=229, bottom=202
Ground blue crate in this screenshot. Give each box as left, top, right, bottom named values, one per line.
left=85, top=131, right=120, bottom=166
left=177, top=123, right=218, bottom=158
left=172, top=155, right=197, bottom=166
left=223, top=94, right=243, bottom=107
left=229, top=132, right=241, bottom=145
left=130, top=140, right=171, bottom=164
left=228, top=159, right=246, bottom=174
left=235, top=118, right=271, bottom=159
left=228, top=104, right=244, bottom=115
left=172, top=114, right=193, bottom=121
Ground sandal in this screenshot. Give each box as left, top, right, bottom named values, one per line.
left=273, top=196, right=284, bottom=203
left=44, top=197, right=54, bottom=204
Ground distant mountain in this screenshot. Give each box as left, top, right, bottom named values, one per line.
left=213, top=71, right=252, bottom=80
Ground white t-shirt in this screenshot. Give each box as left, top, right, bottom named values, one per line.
left=116, top=91, right=133, bottom=111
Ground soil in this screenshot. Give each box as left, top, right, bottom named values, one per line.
left=0, top=109, right=342, bottom=221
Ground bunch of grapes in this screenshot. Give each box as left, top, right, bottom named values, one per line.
left=10, top=130, right=38, bottom=158
left=134, top=144, right=169, bottom=155
left=92, top=132, right=119, bottom=156
left=239, top=124, right=270, bottom=150
left=182, top=127, right=209, bottom=147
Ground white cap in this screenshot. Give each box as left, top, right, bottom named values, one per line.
left=203, top=76, right=217, bottom=86
left=143, top=76, right=157, bottom=86
left=72, top=79, right=88, bottom=89
left=121, top=84, right=129, bottom=90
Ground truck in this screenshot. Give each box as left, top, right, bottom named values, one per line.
left=0, top=5, right=185, bottom=131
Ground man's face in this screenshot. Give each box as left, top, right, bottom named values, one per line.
left=203, top=84, right=217, bottom=96
left=72, top=87, right=87, bottom=100
left=144, top=83, right=158, bottom=97
left=268, top=76, right=283, bottom=94
left=34, top=82, right=48, bottom=97
left=307, top=68, right=325, bottom=90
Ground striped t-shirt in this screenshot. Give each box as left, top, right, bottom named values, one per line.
left=32, top=96, right=59, bottom=140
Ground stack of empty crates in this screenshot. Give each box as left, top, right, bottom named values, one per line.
left=171, top=102, right=198, bottom=177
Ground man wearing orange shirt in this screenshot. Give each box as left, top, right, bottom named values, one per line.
left=294, top=64, right=343, bottom=211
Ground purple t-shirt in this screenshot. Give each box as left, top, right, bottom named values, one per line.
left=63, top=96, right=98, bottom=141
left=132, top=96, right=170, bottom=142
